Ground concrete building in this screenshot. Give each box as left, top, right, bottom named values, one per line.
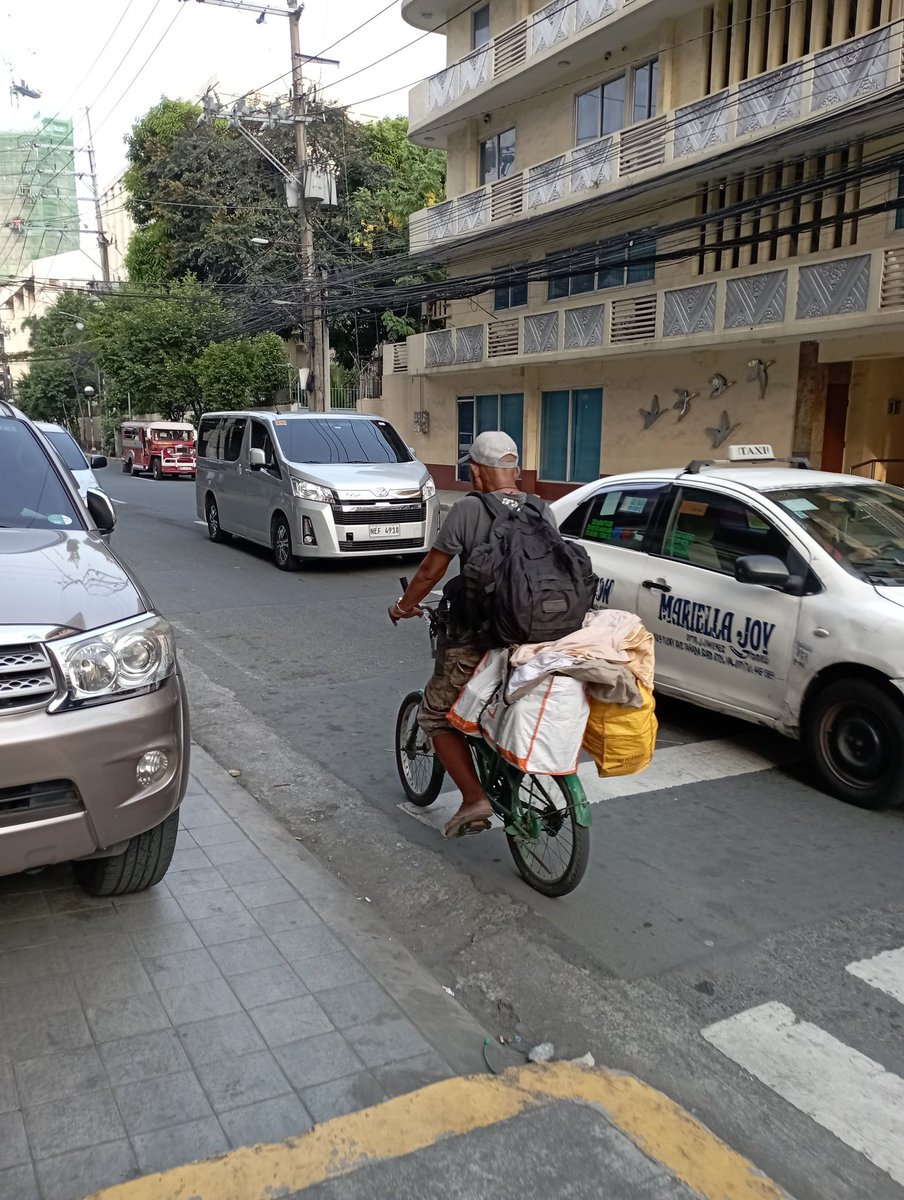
left=99, top=173, right=135, bottom=282
left=380, top=0, right=904, bottom=496
left=0, top=118, right=79, bottom=276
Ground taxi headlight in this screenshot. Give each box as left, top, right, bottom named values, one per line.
left=49, top=615, right=176, bottom=707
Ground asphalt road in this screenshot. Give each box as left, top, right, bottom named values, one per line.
left=104, top=468, right=904, bottom=1200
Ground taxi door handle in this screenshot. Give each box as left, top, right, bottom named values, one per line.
left=642, top=579, right=671, bottom=594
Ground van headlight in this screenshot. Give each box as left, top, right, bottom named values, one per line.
left=49, top=614, right=176, bottom=707
left=422, top=477, right=437, bottom=500
left=292, top=479, right=331, bottom=503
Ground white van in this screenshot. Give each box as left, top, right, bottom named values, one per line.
left=195, top=411, right=439, bottom=568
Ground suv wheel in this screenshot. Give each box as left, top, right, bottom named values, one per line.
left=72, top=811, right=179, bottom=896
left=804, top=678, right=904, bottom=809
left=272, top=514, right=299, bottom=571
left=205, top=496, right=230, bottom=542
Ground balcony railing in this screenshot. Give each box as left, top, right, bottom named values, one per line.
left=410, top=21, right=903, bottom=253
left=416, top=0, right=627, bottom=127
left=384, top=245, right=904, bottom=375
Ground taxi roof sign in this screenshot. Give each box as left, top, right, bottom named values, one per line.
left=728, top=443, right=774, bottom=461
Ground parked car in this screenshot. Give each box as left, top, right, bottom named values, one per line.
left=552, top=444, right=904, bottom=811
left=0, top=403, right=189, bottom=894
left=196, top=411, right=440, bottom=568
left=35, top=421, right=107, bottom=497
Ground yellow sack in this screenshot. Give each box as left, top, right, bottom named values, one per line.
left=582, top=685, right=657, bottom=778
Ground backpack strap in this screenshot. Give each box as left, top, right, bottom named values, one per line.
left=522, top=495, right=547, bottom=519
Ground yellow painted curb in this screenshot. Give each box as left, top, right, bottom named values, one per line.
left=88, top=1062, right=787, bottom=1200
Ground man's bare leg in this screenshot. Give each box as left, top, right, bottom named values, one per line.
left=432, top=730, right=493, bottom=835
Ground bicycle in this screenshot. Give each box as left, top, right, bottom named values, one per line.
left=393, top=583, right=591, bottom=898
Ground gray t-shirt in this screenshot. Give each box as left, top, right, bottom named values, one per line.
left=433, top=491, right=557, bottom=567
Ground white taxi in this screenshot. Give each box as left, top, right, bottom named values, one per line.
left=552, top=446, right=904, bottom=810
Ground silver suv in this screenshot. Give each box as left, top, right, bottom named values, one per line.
left=0, top=404, right=190, bottom=894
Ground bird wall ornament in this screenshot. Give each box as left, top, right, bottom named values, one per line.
left=747, top=359, right=775, bottom=400
left=639, top=395, right=664, bottom=430
left=706, top=410, right=741, bottom=449
left=672, top=388, right=699, bottom=422
left=708, top=373, right=735, bottom=399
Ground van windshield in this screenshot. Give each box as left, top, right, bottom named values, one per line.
left=0, top=418, right=83, bottom=530
left=771, top=482, right=904, bottom=584
left=273, top=418, right=411, bottom=465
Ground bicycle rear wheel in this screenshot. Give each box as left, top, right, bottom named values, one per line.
left=395, top=690, right=445, bottom=807
left=505, top=774, right=590, bottom=897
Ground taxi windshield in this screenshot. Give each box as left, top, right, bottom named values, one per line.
left=771, top=482, right=904, bottom=584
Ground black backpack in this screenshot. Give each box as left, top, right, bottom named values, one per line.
left=457, top=493, right=597, bottom=648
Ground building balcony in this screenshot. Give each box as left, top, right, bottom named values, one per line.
left=409, top=21, right=904, bottom=255
left=384, top=245, right=904, bottom=377
left=409, top=0, right=699, bottom=143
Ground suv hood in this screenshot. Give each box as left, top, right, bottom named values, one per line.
left=0, top=529, right=147, bottom=632
left=287, top=460, right=427, bottom=493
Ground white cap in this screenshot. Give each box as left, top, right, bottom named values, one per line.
left=459, top=430, right=519, bottom=468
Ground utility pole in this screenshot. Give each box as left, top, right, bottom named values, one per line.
left=181, top=0, right=337, bottom=412
left=85, top=108, right=111, bottom=283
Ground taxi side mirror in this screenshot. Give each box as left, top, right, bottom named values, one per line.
left=735, top=554, right=790, bottom=589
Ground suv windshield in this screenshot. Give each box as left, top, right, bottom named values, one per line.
left=771, top=482, right=904, bottom=584
left=273, top=418, right=411, bottom=465
left=44, top=428, right=88, bottom=472
left=0, top=417, right=83, bottom=530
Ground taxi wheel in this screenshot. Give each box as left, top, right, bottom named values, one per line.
left=805, top=678, right=904, bottom=810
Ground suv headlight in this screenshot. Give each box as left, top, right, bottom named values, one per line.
left=48, top=614, right=176, bottom=708
left=422, top=477, right=437, bottom=500
left=292, top=479, right=331, bottom=503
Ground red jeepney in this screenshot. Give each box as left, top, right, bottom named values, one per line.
left=121, top=421, right=197, bottom=480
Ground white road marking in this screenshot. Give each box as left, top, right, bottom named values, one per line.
left=398, top=737, right=785, bottom=835
left=576, top=736, right=788, bottom=804
left=702, top=1001, right=904, bottom=1186
left=194, top=520, right=208, bottom=526
left=847, top=947, right=904, bottom=1006
left=110, top=498, right=128, bottom=505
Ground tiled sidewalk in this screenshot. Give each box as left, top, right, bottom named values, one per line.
left=0, top=746, right=488, bottom=1200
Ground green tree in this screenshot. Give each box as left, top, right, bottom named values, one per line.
left=196, top=332, right=287, bottom=421
left=120, top=100, right=446, bottom=366
left=86, top=277, right=227, bottom=421
left=15, top=291, right=99, bottom=428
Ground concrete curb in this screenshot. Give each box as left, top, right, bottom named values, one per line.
left=87, top=1061, right=793, bottom=1200
left=189, top=743, right=495, bottom=1080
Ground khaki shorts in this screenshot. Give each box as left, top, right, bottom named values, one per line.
left=418, top=644, right=485, bottom=738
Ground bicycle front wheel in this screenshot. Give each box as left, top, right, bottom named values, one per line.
left=505, top=773, right=590, bottom=897
left=395, top=691, right=445, bottom=807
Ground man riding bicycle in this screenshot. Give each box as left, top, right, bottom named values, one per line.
left=388, top=431, right=557, bottom=840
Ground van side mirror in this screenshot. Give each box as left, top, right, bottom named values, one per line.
left=735, top=554, right=790, bottom=589
left=90, top=454, right=107, bottom=470
left=86, top=488, right=116, bottom=534
left=249, top=447, right=265, bottom=470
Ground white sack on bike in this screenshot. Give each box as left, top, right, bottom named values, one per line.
left=483, top=675, right=589, bottom=776
left=448, top=649, right=508, bottom=735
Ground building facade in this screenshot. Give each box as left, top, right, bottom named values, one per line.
left=0, top=118, right=79, bottom=276
left=380, top=0, right=904, bottom=495
left=99, top=173, right=135, bottom=282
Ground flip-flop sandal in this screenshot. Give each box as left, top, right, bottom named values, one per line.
left=445, top=810, right=493, bottom=839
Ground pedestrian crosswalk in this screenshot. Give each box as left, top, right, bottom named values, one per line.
left=398, top=735, right=790, bottom=834
left=702, top=948, right=904, bottom=1188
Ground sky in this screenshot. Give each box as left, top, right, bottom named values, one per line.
left=1, top=0, right=445, bottom=278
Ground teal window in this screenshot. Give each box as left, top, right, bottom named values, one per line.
left=540, top=388, right=603, bottom=483
left=457, top=394, right=524, bottom=481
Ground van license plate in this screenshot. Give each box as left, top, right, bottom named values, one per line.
left=370, top=524, right=401, bottom=538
